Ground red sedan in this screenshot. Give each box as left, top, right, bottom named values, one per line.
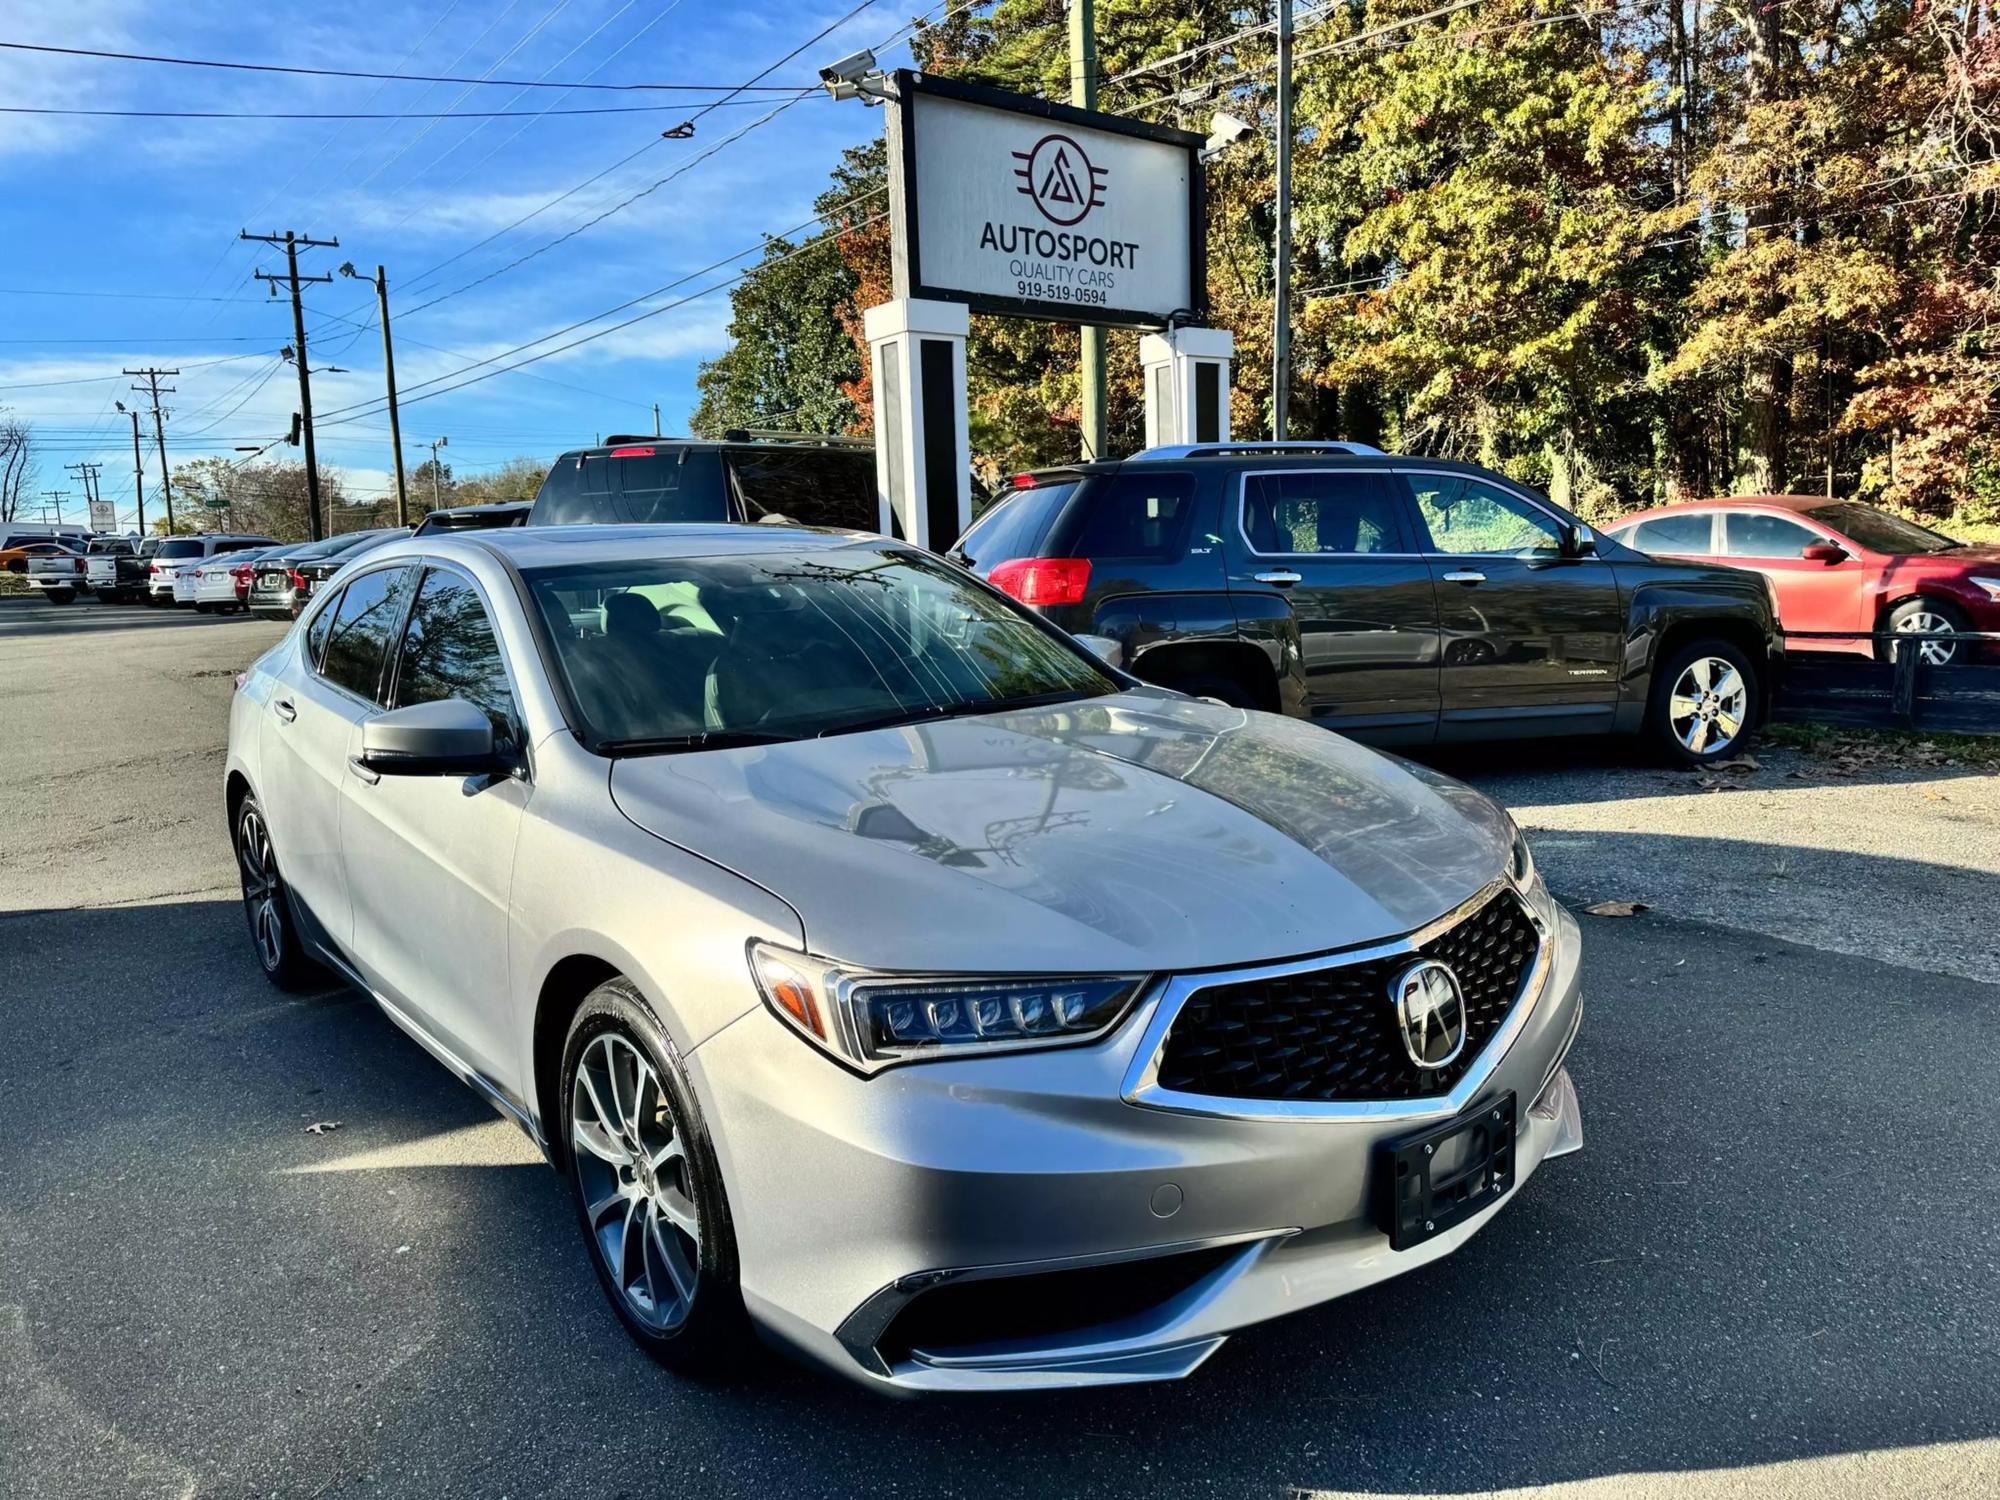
left=1606, top=495, right=2000, bottom=663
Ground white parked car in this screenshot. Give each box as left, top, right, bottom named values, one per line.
left=191, top=547, right=280, bottom=613
left=147, top=533, right=274, bottom=605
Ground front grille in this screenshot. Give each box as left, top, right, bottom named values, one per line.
left=1152, top=889, right=1539, bottom=1103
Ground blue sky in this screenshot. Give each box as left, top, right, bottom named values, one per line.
left=0, top=0, right=918, bottom=531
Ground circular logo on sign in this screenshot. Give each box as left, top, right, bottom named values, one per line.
left=1011, top=133, right=1107, bottom=226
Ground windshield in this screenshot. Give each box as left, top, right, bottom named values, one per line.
left=1806, top=503, right=1958, bottom=554
left=527, top=544, right=1118, bottom=750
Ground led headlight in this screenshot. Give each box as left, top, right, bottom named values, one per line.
left=748, top=941, right=1145, bottom=1073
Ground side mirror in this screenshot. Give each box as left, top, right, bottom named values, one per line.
left=359, top=698, right=503, bottom=776
left=1563, top=522, right=1597, bottom=558
left=1801, top=541, right=1848, bottom=564
left=1072, top=632, right=1125, bottom=669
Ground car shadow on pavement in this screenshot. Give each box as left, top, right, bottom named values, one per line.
left=2, top=890, right=1994, bottom=1499
left=0, top=597, right=283, bottom=641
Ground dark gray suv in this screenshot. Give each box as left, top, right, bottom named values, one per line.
left=950, top=441, right=1784, bottom=765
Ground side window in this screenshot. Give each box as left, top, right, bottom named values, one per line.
left=1723, top=512, right=1818, bottom=559
left=392, top=570, right=518, bottom=743
left=1410, top=477, right=1564, bottom=556
left=1242, top=471, right=1407, bottom=554
left=318, top=566, right=416, bottom=704
left=1631, top=512, right=1716, bottom=555
left=304, top=586, right=342, bottom=669
left=732, top=450, right=879, bottom=531
left=1070, top=472, right=1197, bottom=559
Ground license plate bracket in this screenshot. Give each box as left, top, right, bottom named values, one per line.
left=1378, top=1093, right=1516, bottom=1251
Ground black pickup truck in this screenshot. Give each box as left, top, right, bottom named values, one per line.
left=951, top=441, right=1783, bottom=766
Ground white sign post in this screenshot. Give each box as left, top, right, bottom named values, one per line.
left=887, top=72, right=1205, bottom=329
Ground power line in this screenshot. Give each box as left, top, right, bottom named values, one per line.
left=393, top=0, right=886, bottom=307
left=0, top=38, right=821, bottom=91
left=1, top=99, right=807, bottom=120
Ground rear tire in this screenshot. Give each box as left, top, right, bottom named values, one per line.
left=1647, top=637, right=1760, bottom=767
left=233, top=794, right=319, bottom=991
left=560, top=980, right=751, bottom=1377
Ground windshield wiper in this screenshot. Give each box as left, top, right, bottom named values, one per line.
left=597, top=730, right=799, bottom=756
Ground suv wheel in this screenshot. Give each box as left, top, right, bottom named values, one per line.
left=1648, top=638, right=1759, bottom=766
left=234, top=795, right=318, bottom=990
left=561, top=980, right=749, bottom=1375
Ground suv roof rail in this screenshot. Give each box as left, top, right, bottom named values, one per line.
left=720, top=427, right=873, bottom=450
left=1134, top=440, right=1388, bottom=460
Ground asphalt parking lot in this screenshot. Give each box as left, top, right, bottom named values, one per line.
left=2, top=595, right=1996, bottom=1500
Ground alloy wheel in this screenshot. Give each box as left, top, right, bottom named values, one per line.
left=236, top=808, right=285, bottom=971
left=1667, top=655, right=1746, bottom=756
left=1893, top=610, right=1960, bottom=666
left=570, top=1033, right=701, bottom=1333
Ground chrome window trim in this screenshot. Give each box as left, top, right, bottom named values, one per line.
left=1393, top=466, right=1608, bottom=563
left=1234, top=468, right=1424, bottom=560
left=1119, top=877, right=1553, bottom=1123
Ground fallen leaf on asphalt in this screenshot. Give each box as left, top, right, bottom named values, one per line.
left=1583, top=900, right=1650, bottom=917
left=1710, top=754, right=1760, bottom=772
left=304, top=1120, right=342, bottom=1135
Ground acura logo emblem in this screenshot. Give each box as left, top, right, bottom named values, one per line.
left=1390, top=960, right=1467, bottom=1070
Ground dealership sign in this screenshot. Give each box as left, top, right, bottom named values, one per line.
left=88, top=499, right=116, bottom=531
left=886, top=71, right=1205, bottom=329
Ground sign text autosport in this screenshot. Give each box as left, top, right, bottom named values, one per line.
left=887, top=73, right=1204, bottom=328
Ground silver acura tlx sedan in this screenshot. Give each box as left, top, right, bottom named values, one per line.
left=226, top=522, right=1585, bottom=1394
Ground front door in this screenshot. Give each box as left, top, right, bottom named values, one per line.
left=339, top=565, right=528, bottom=1094
left=1717, top=510, right=1868, bottom=645
left=1400, top=472, right=1626, bottom=737
left=1227, top=468, right=1440, bottom=743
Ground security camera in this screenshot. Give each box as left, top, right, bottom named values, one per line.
left=1202, top=111, right=1257, bottom=160
left=819, top=47, right=891, bottom=103
left=819, top=47, right=877, bottom=88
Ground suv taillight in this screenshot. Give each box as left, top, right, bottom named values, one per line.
left=289, top=569, right=308, bottom=591
left=987, top=557, right=1091, bottom=607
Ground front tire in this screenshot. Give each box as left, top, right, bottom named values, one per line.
left=1880, top=597, right=1971, bottom=667
left=233, top=794, right=318, bottom=990
left=1647, top=638, right=1759, bottom=766
left=561, top=980, right=749, bottom=1375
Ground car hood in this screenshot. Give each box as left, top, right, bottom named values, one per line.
left=607, top=690, right=1513, bottom=973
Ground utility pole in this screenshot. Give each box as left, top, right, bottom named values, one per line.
left=1069, top=0, right=1106, bottom=461
left=122, top=406, right=146, bottom=536
left=42, top=489, right=67, bottom=525
left=244, top=229, right=338, bottom=540
left=124, top=367, right=178, bottom=533
left=653, top=402, right=662, bottom=438
left=1272, top=0, right=1295, bottom=440
left=370, top=266, right=409, bottom=525
left=425, top=436, right=448, bottom=510
left=64, top=462, right=103, bottom=525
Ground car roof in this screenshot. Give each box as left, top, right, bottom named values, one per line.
left=453, top=522, right=873, bottom=570
left=1606, top=495, right=1836, bottom=528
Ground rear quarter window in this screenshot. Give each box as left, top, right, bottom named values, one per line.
left=729, top=448, right=879, bottom=531
left=955, top=484, right=1075, bottom=570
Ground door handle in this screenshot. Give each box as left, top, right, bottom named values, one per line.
left=274, top=699, right=297, bottom=723
left=346, top=756, right=381, bottom=786
left=1442, top=569, right=1487, bottom=585
left=1254, top=570, right=1303, bottom=587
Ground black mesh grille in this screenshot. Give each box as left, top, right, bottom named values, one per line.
left=1153, top=889, right=1539, bottom=1103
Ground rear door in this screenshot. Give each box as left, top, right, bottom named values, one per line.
left=1718, top=509, right=1865, bottom=640
left=1401, top=470, right=1625, bottom=735
left=340, top=564, right=529, bottom=1091
left=1226, top=467, right=1440, bottom=742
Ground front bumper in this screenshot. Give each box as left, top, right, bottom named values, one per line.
left=688, top=893, right=1585, bottom=1393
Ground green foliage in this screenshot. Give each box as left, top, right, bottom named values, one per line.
left=692, top=0, right=2000, bottom=529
